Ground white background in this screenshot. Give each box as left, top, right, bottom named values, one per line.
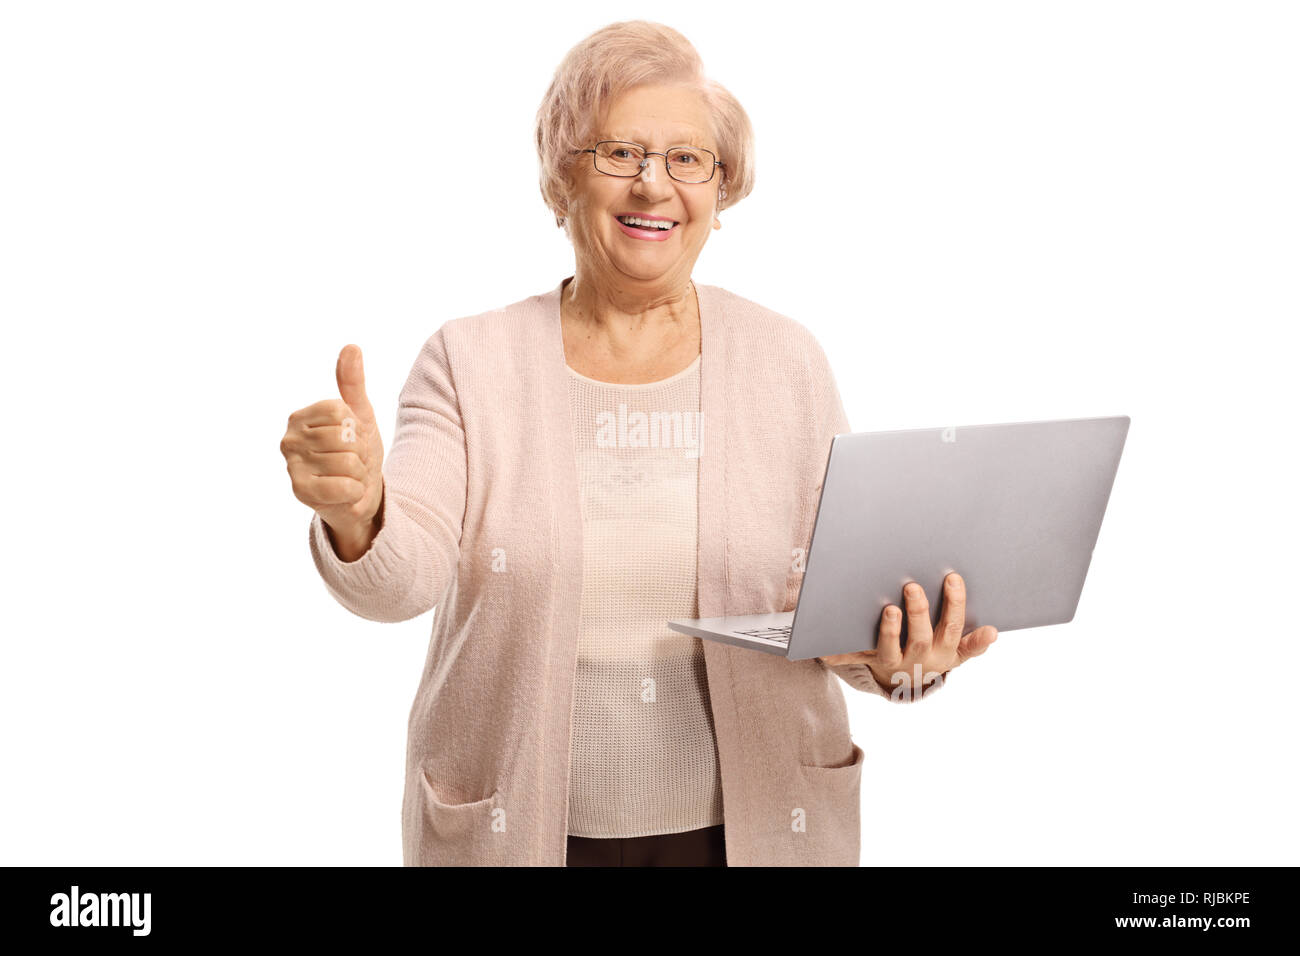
left=2, top=0, right=1296, bottom=865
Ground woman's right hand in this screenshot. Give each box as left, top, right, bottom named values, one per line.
left=281, top=344, right=386, bottom=561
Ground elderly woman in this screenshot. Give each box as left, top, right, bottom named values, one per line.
left=280, top=20, right=997, bottom=867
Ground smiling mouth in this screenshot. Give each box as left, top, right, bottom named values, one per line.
left=614, top=214, right=679, bottom=231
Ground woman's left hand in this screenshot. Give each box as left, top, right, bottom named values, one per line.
left=819, top=572, right=998, bottom=698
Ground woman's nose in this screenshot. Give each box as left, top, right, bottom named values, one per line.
left=632, top=160, right=673, bottom=199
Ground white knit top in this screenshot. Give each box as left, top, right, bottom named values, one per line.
left=565, top=353, right=724, bottom=838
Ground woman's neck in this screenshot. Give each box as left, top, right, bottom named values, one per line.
left=560, top=274, right=701, bottom=383
left=561, top=273, right=696, bottom=333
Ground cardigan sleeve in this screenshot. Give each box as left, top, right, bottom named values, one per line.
left=825, top=659, right=951, bottom=701
left=800, top=332, right=948, bottom=703
left=308, top=325, right=467, bottom=622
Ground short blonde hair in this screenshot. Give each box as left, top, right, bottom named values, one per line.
left=534, top=20, right=755, bottom=231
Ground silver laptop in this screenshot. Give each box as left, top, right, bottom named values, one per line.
left=667, top=415, right=1130, bottom=660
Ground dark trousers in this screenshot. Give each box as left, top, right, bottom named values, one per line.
left=566, top=824, right=726, bottom=867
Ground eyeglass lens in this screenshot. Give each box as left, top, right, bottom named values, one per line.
left=593, top=141, right=716, bottom=183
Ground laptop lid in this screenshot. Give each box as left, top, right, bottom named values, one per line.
left=786, top=416, right=1130, bottom=660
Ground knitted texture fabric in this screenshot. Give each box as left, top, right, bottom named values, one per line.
left=307, top=277, right=943, bottom=866
left=565, top=355, right=724, bottom=838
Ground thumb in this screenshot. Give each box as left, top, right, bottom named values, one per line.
left=336, top=344, right=376, bottom=424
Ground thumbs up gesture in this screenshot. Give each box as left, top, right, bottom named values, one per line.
left=281, top=345, right=386, bottom=560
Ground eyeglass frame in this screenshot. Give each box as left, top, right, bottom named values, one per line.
left=571, top=140, right=725, bottom=185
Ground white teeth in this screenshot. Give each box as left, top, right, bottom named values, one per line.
left=617, top=215, right=674, bottom=230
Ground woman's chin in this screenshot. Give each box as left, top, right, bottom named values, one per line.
left=611, top=261, right=680, bottom=283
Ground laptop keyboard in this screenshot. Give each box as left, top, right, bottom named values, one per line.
left=735, top=625, right=792, bottom=644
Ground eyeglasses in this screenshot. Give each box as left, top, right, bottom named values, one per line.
left=571, top=140, right=724, bottom=185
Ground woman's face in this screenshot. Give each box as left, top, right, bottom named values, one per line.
left=564, top=83, right=721, bottom=288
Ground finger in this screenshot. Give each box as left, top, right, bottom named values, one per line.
left=935, top=572, right=966, bottom=652
left=902, top=582, right=932, bottom=659
left=336, top=345, right=376, bottom=425
left=956, top=626, right=999, bottom=664
left=305, top=449, right=369, bottom=483
left=296, top=474, right=365, bottom=507
left=874, top=604, right=903, bottom=668
left=290, top=398, right=353, bottom=428
left=297, top=422, right=375, bottom=459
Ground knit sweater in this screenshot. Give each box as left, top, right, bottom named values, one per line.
left=565, top=355, right=725, bottom=838
left=308, top=275, right=944, bottom=867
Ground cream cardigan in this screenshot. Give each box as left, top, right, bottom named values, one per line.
left=308, top=275, right=943, bottom=867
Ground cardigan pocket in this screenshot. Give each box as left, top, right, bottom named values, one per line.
left=409, top=769, right=505, bottom=866
left=797, top=711, right=859, bottom=772
left=420, top=769, right=500, bottom=809
left=793, top=742, right=865, bottom=866
left=797, top=739, right=864, bottom=775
